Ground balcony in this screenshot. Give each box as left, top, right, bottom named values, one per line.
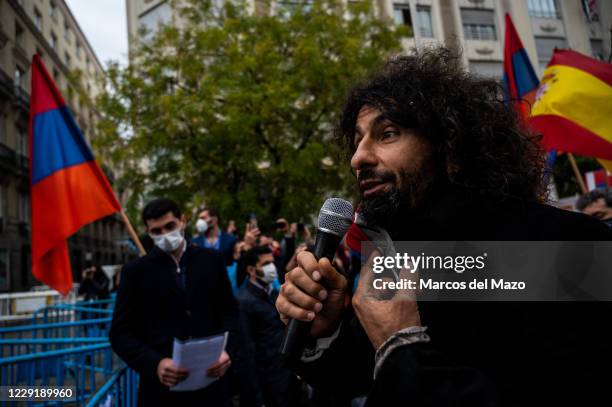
left=0, top=67, right=30, bottom=113
left=0, top=144, right=29, bottom=179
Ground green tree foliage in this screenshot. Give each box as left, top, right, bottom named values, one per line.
left=95, top=0, right=408, bottom=226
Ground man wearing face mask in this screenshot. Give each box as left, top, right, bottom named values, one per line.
left=236, top=246, right=295, bottom=407
left=110, top=198, right=238, bottom=406
left=192, top=208, right=237, bottom=265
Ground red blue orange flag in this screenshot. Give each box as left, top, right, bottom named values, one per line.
left=502, top=13, right=539, bottom=118
left=29, top=55, right=121, bottom=295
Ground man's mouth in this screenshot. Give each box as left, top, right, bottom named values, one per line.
left=359, top=179, right=391, bottom=198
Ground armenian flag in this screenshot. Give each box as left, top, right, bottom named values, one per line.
left=502, top=13, right=539, bottom=118
left=530, top=50, right=612, bottom=162
left=29, top=55, right=121, bottom=295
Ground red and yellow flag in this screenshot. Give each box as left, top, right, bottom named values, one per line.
left=530, top=49, right=612, bottom=167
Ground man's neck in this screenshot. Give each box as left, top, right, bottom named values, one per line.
left=170, top=240, right=186, bottom=263
left=206, top=226, right=220, bottom=240
left=250, top=276, right=270, bottom=290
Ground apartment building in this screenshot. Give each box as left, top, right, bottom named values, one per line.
left=0, top=0, right=132, bottom=292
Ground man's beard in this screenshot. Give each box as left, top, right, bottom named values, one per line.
left=359, top=167, right=436, bottom=229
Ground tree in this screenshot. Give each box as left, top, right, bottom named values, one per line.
left=95, top=0, right=408, bottom=227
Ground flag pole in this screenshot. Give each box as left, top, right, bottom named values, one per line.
left=567, top=153, right=588, bottom=194
left=119, top=210, right=147, bottom=256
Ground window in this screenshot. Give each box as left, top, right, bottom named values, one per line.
left=469, top=61, right=503, bottom=79
left=277, top=1, right=314, bottom=18
left=14, top=66, right=25, bottom=88
left=528, top=0, right=560, bottom=19
left=15, top=22, right=25, bottom=48
left=16, top=126, right=27, bottom=157
left=582, top=0, right=599, bottom=21
left=462, top=9, right=497, bottom=40
left=34, top=8, right=43, bottom=31
left=50, top=31, right=57, bottom=49
left=139, top=2, right=172, bottom=41
left=416, top=6, right=434, bottom=38
left=590, top=39, right=604, bottom=60
left=535, top=36, right=566, bottom=66
left=50, top=1, right=58, bottom=21
left=64, top=23, right=71, bottom=43
left=65, top=52, right=71, bottom=69
left=18, top=192, right=29, bottom=222
left=394, top=3, right=413, bottom=35
left=0, top=248, right=9, bottom=291
left=0, top=114, right=5, bottom=144
left=76, top=41, right=82, bottom=59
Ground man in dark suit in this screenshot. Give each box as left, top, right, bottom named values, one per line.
left=276, top=47, right=612, bottom=406
left=192, top=207, right=238, bottom=265
left=110, top=198, right=238, bottom=406
left=236, top=246, right=295, bottom=407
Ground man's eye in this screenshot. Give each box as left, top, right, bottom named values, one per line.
left=381, top=130, right=399, bottom=140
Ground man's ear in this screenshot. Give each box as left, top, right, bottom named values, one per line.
left=180, top=214, right=187, bottom=226
left=246, top=264, right=256, bottom=276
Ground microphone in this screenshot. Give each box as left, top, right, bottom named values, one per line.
left=280, top=197, right=353, bottom=359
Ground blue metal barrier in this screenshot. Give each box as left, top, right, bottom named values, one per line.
left=0, top=318, right=112, bottom=340
left=0, top=343, right=114, bottom=406
left=0, top=295, right=139, bottom=406
left=84, top=365, right=138, bottom=407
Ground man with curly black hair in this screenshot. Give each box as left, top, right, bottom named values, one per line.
left=276, top=47, right=612, bottom=406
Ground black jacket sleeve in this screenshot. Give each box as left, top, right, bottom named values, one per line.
left=290, top=313, right=375, bottom=403
left=109, top=263, right=164, bottom=381
left=366, top=343, right=496, bottom=407
left=292, top=311, right=497, bottom=407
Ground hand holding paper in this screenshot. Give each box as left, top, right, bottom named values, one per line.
left=170, top=332, right=229, bottom=392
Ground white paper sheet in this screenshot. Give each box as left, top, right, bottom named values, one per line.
left=170, top=332, right=228, bottom=392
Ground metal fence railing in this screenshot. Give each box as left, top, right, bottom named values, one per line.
left=0, top=296, right=138, bottom=406
left=85, top=365, right=139, bottom=407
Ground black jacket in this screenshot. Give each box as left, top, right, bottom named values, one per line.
left=109, top=244, right=238, bottom=406
left=294, top=191, right=612, bottom=407
left=236, top=281, right=293, bottom=407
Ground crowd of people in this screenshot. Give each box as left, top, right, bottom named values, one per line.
left=108, top=197, right=357, bottom=407
left=107, top=46, right=612, bottom=407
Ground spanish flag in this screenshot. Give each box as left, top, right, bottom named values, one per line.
left=29, top=55, right=121, bottom=295
left=530, top=50, right=612, bottom=164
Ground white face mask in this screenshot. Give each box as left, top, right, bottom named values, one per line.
left=150, top=228, right=184, bottom=253
left=195, top=219, right=208, bottom=234
left=257, top=263, right=278, bottom=285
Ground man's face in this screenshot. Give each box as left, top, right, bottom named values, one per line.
left=351, top=106, right=435, bottom=226
left=199, top=210, right=217, bottom=228
left=249, top=253, right=274, bottom=278
left=146, top=211, right=185, bottom=235
left=581, top=198, right=612, bottom=221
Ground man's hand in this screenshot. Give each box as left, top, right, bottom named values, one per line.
left=276, top=251, right=347, bottom=338
left=157, top=358, right=189, bottom=387
left=243, top=224, right=260, bottom=249
left=352, top=251, right=421, bottom=349
left=207, top=350, right=231, bottom=378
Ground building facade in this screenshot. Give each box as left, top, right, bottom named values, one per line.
left=384, top=0, right=611, bottom=78
left=0, top=0, right=133, bottom=293
left=126, top=0, right=611, bottom=75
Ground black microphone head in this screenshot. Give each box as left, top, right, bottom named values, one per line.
left=317, top=198, right=353, bottom=237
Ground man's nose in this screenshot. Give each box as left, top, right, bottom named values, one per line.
left=350, top=137, right=377, bottom=172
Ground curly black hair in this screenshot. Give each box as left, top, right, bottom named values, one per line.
left=338, top=46, right=546, bottom=203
